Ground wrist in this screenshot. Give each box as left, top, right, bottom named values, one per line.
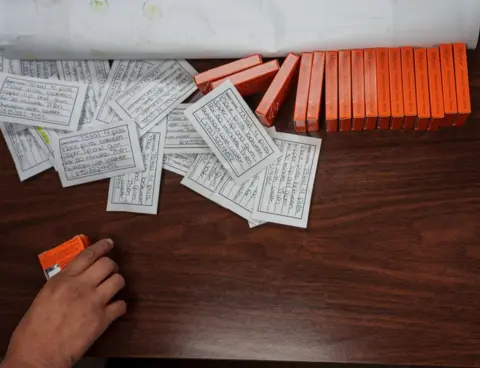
left=2, top=356, right=45, bottom=368
left=3, top=354, right=70, bottom=368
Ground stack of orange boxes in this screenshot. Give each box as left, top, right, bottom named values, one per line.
left=298, top=43, right=470, bottom=133
left=195, top=43, right=470, bottom=134
left=194, top=55, right=263, bottom=93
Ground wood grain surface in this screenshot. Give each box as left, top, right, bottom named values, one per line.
left=1, top=51, right=480, bottom=367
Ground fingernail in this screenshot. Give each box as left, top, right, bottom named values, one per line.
left=105, top=239, right=114, bottom=247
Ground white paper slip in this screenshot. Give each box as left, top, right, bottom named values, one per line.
left=181, top=153, right=228, bottom=200
left=109, top=60, right=198, bottom=136
left=52, top=120, right=145, bottom=187
left=57, top=61, right=110, bottom=130
left=0, top=122, right=52, bottom=181
left=18, top=60, right=58, bottom=79
left=184, top=80, right=281, bottom=185
left=0, top=73, right=88, bottom=132
left=163, top=104, right=210, bottom=154
left=248, top=220, right=265, bottom=228
left=107, top=124, right=166, bottom=215
left=252, top=132, right=322, bottom=229
left=2, top=62, right=61, bottom=134
left=211, top=174, right=264, bottom=224
left=92, top=60, right=160, bottom=126
left=163, top=153, right=197, bottom=177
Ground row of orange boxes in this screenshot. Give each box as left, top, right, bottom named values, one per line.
left=194, top=54, right=300, bottom=127
left=294, top=43, right=471, bottom=133
left=193, top=44, right=471, bottom=133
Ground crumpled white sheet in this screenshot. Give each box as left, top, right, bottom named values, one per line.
left=0, top=0, right=478, bottom=60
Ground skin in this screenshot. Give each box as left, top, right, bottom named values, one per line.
left=1, top=239, right=126, bottom=368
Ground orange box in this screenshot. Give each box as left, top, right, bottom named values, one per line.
left=325, top=51, right=339, bottom=132
left=211, top=60, right=280, bottom=97
left=339, top=50, right=352, bottom=132
left=38, top=235, right=90, bottom=280
left=414, top=48, right=431, bottom=131
left=453, top=43, right=471, bottom=127
left=389, top=48, right=404, bottom=130
left=401, top=47, right=417, bottom=130
left=293, top=53, right=313, bottom=132
left=427, top=47, right=445, bottom=130
left=439, top=44, right=458, bottom=126
left=364, top=48, right=378, bottom=130
left=351, top=49, right=365, bottom=132
left=256, top=53, right=300, bottom=127
left=194, top=54, right=263, bottom=93
left=306, top=51, right=326, bottom=132
left=376, top=48, right=391, bottom=130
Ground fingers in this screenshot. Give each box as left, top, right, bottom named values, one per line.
left=82, top=257, right=119, bottom=286
left=96, top=273, right=125, bottom=304
left=105, top=300, right=127, bottom=324
left=64, top=239, right=114, bottom=275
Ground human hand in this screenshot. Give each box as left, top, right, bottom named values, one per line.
left=3, top=239, right=126, bottom=368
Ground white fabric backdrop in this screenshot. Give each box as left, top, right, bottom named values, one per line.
left=1, top=0, right=479, bottom=59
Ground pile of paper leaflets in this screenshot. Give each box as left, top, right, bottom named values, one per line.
left=0, top=55, right=322, bottom=229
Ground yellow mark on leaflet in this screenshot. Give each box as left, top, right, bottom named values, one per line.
left=36, top=127, right=50, bottom=145
left=143, top=1, right=162, bottom=21
left=91, top=0, right=108, bottom=13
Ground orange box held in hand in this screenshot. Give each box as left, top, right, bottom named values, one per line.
left=194, top=54, right=263, bottom=93
left=210, top=60, right=280, bottom=97
left=401, top=47, right=417, bottom=130
left=306, top=51, right=326, bottom=132
left=440, top=44, right=458, bottom=126
left=427, top=47, right=445, bottom=130
left=376, top=48, right=391, bottom=130
left=414, top=48, right=431, bottom=131
left=453, top=43, right=471, bottom=127
left=256, top=53, right=300, bottom=127
left=38, top=235, right=90, bottom=280
left=364, top=48, right=378, bottom=130
left=351, top=49, right=365, bottom=131
left=325, top=51, right=339, bottom=132
left=389, top=48, right=404, bottom=130
left=294, top=52, right=313, bottom=132
left=339, top=50, right=352, bottom=132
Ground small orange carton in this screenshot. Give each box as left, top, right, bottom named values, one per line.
left=439, top=44, right=458, bottom=126
left=194, top=54, right=263, bottom=93
left=294, top=53, right=313, bottom=133
left=401, top=47, right=417, bottom=130
left=325, top=51, right=339, bottom=132
left=453, top=43, right=471, bottom=127
left=351, top=49, right=365, bottom=131
left=389, top=48, right=404, bottom=130
left=339, top=50, right=352, bottom=132
left=427, top=47, right=445, bottom=130
left=414, top=48, right=431, bottom=131
left=210, top=60, right=280, bottom=97
left=364, top=48, right=378, bottom=130
left=256, top=53, right=300, bottom=127
left=38, top=235, right=90, bottom=280
left=376, top=48, right=391, bottom=130
left=306, top=51, right=326, bottom=132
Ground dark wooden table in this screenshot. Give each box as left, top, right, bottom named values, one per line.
left=1, top=50, right=480, bottom=367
